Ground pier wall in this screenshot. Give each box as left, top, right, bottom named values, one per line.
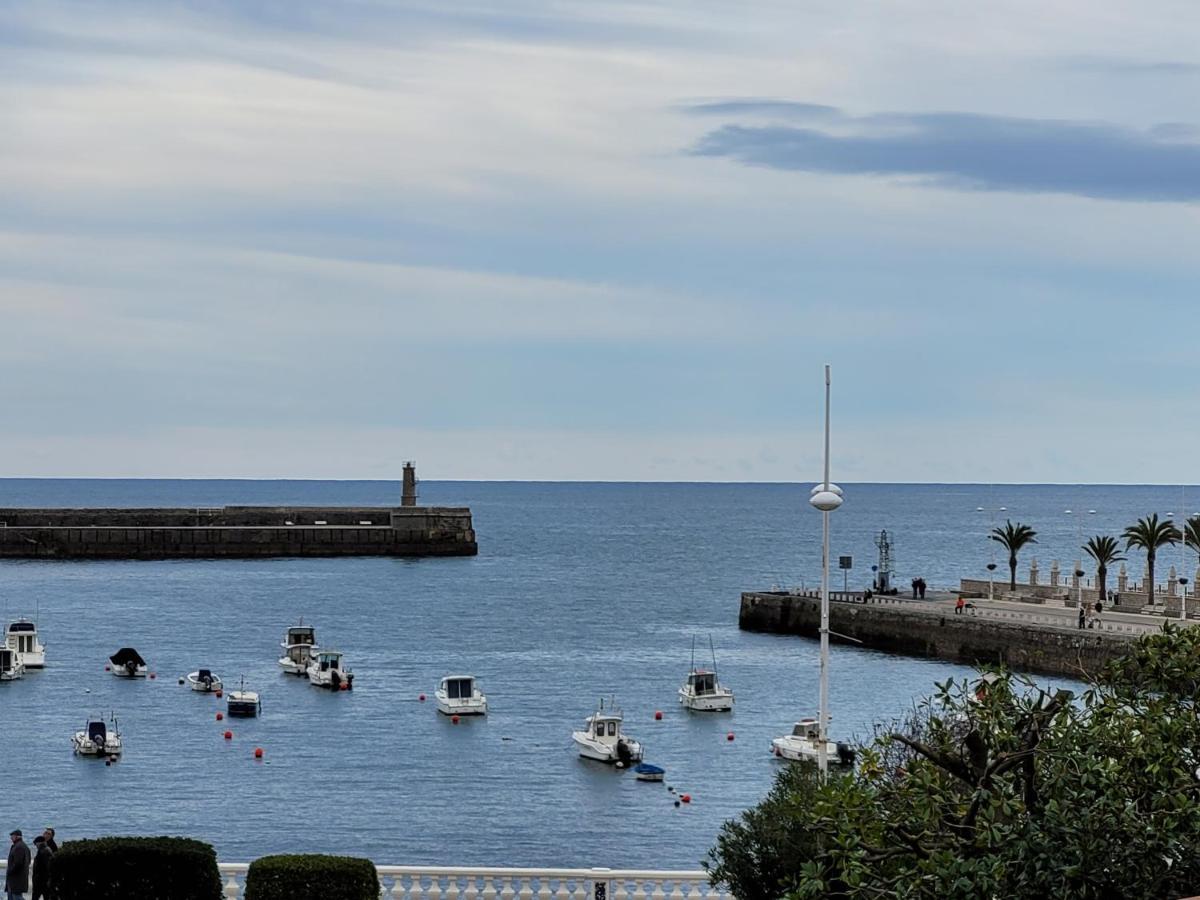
left=739, top=591, right=1136, bottom=677
left=0, top=506, right=477, bottom=559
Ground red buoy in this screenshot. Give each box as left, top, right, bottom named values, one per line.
left=223, top=730, right=232, bottom=740
left=339, top=681, right=350, bottom=691
left=216, top=712, right=224, bottom=721
left=451, top=715, right=460, bottom=724
left=254, top=747, right=264, bottom=759
left=215, top=690, right=223, bottom=698
left=726, top=732, right=735, bottom=741
left=654, top=710, right=663, bottom=721
left=104, top=665, right=111, bottom=672
left=681, top=794, right=692, bottom=804
left=418, top=693, right=426, bottom=702
left=150, top=673, right=157, bottom=680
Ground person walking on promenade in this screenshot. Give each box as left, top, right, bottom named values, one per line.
left=911, top=578, right=918, bottom=599
left=29, top=837, right=50, bottom=900
left=40, top=829, right=56, bottom=854
left=1077, top=605, right=1086, bottom=629
left=7, top=829, right=31, bottom=900
left=1094, top=598, right=1104, bottom=627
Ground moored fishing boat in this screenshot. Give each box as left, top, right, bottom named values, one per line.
left=572, top=698, right=643, bottom=766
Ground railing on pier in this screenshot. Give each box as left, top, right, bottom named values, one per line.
left=0, top=862, right=727, bottom=900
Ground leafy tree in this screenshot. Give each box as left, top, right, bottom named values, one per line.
left=1083, top=535, right=1124, bottom=605
left=989, top=520, right=1038, bottom=592
left=1122, top=514, right=1180, bottom=606
left=707, top=626, right=1200, bottom=899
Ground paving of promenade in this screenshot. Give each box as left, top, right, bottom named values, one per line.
left=893, top=591, right=1180, bottom=635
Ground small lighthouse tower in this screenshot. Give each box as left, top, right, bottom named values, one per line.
left=401, top=461, right=418, bottom=507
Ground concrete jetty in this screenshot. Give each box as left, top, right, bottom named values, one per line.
left=739, top=590, right=1147, bottom=677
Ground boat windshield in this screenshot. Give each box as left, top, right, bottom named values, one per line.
left=691, top=673, right=715, bottom=695
left=445, top=678, right=473, bottom=699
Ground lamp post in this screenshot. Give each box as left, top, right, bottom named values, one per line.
left=809, top=365, right=843, bottom=779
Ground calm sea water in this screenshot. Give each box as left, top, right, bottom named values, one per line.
left=0, top=480, right=1186, bottom=867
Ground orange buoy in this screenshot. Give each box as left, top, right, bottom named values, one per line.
left=451, top=715, right=460, bottom=724
left=726, top=732, right=735, bottom=741
left=223, top=730, right=232, bottom=740
left=654, top=710, right=663, bottom=721
left=216, top=712, right=224, bottom=721
left=254, top=747, right=263, bottom=759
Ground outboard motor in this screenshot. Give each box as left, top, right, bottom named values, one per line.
left=345, top=672, right=354, bottom=689
left=616, top=739, right=634, bottom=766
left=330, top=670, right=342, bottom=690
left=125, top=661, right=137, bottom=677
left=836, top=742, right=856, bottom=766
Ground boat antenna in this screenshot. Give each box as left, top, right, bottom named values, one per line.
left=709, top=635, right=718, bottom=681
left=690, top=635, right=696, bottom=673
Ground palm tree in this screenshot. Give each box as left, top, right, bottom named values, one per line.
left=1186, top=515, right=1200, bottom=560
left=1122, top=514, right=1181, bottom=606
left=989, top=520, right=1038, bottom=592
left=1083, top=535, right=1124, bottom=605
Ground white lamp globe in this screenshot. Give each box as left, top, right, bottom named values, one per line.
left=810, top=483, right=843, bottom=497
left=810, top=490, right=843, bottom=512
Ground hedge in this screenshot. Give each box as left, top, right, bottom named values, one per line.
left=243, top=854, right=379, bottom=900
left=49, top=836, right=222, bottom=900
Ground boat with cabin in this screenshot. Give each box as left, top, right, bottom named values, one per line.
left=0, top=647, right=24, bottom=681
left=227, top=676, right=261, bottom=716
left=771, top=718, right=855, bottom=766
left=72, top=714, right=122, bottom=757
left=187, top=669, right=223, bottom=692
left=5, top=620, right=45, bottom=669
left=572, top=698, right=643, bottom=766
left=109, top=648, right=148, bottom=678
left=435, top=675, right=487, bottom=716
left=307, top=650, right=353, bottom=690
left=278, top=622, right=318, bottom=675
left=678, top=637, right=734, bottom=712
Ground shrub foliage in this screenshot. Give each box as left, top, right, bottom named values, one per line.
left=49, top=836, right=221, bottom=900
left=243, top=853, right=379, bottom=900
left=707, top=623, right=1200, bottom=899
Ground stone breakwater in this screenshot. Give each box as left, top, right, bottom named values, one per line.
left=739, top=591, right=1138, bottom=677
left=0, top=506, right=477, bottom=559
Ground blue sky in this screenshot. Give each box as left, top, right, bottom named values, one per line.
left=2, top=0, right=1199, bottom=481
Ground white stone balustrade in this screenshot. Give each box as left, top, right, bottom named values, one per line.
left=0, top=862, right=727, bottom=900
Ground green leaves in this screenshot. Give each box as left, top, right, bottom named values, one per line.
left=989, top=520, right=1038, bottom=555
left=709, top=633, right=1200, bottom=899
left=1122, top=513, right=1180, bottom=555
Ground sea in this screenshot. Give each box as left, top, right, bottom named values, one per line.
left=0, top=480, right=1189, bottom=868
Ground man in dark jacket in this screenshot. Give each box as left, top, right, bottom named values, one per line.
left=29, top=837, right=50, bottom=900
left=6, top=829, right=31, bottom=900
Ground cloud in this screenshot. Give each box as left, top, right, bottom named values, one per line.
left=688, top=101, right=1200, bottom=202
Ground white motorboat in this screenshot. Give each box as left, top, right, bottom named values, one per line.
left=572, top=699, right=643, bottom=766
left=6, top=620, right=45, bottom=669
left=771, top=718, right=854, bottom=766
left=109, top=647, right=148, bottom=678
left=226, top=677, right=261, bottom=717
left=307, top=650, right=353, bottom=690
left=0, top=647, right=24, bottom=682
left=278, top=622, right=318, bottom=675
left=435, top=675, right=487, bottom=716
left=678, top=637, right=734, bottom=712
left=72, top=715, right=122, bottom=757
left=187, top=669, right=223, bottom=692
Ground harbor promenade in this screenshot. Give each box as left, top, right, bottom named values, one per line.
left=0, top=861, right=726, bottom=899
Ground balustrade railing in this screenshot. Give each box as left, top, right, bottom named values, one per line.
left=0, top=862, right=726, bottom=900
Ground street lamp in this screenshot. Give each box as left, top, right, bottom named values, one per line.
left=809, top=365, right=842, bottom=778
left=1065, top=508, right=1093, bottom=617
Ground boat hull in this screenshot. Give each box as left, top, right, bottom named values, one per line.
left=188, top=675, right=223, bottom=692
left=111, top=666, right=147, bottom=678
left=0, top=670, right=23, bottom=682
left=678, top=688, right=734, bottom=712
left=436, top=696, right=488, bottom=716
left=572, top=733, right=643, bottom=764
left=72, top=735, right=122, bottom=757
left=278, top=658, right=309, bottom=675
left=771, top=736, right=847, bottom=764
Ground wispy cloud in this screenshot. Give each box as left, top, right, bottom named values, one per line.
left=688, top=101, right=1200, bottom=203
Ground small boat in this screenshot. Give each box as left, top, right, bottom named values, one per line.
left=771, top=718, right=854, bottom=766
left=5, top=620, right=46, bottom=669
left=278, top=622, right=318, bottom=675
left=226, top=677, right=261, bottom=717
left=678, top=637, right=734, bottom=712
left=109, top=648, right=148, bottom=678
left=307, top=650, right=353, bottom=690
left=634, top=762, right=665, bottom=782
left=72, top=715, right=122, bottom=757
left=572, top=698, right=643, bottom=766
left=0, top=647, right=24, bottom=682
left=187, top=669, right=223, bottom=692
left=435, top=675, right=487, bottom=716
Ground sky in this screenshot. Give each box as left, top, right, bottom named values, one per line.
left=2, top=0, right=1199, bottom=482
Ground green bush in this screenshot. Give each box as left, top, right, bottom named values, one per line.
left=243, top=854, right=379, bottom=900
left=50, top=836, right=221, bottom=900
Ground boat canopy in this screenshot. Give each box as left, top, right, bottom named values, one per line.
left=8, top=621, right=35, bottom=633
left=285, top=626, right=315, bottom=644
left=441, top=676, right=475, bottom=699
left=317, top=651, right=342, bottom=664
left=197, top=668, right=213, bottom=680
left=88, top=720, right=107, bottom=743
left=109, top=648, right=146, bottom=667
left=688, top=671, right=716, bottom=695
left=0, top=648, right=13, bottom=667
left=791, top=720, right=820, bottom=738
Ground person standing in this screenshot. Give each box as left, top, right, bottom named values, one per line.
left=1077, top=605, right=1086, bottom=629
left=911, top=578, right=918, bottom=600
left=40, top=829, right=56, bottom=854
left=6, top=829, right=31, bottom=900
left=918, top=578, right=927, bottom=599
left=955, top=596, right=965, bottom=615
left=29, top=837, right=50, bottom=900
